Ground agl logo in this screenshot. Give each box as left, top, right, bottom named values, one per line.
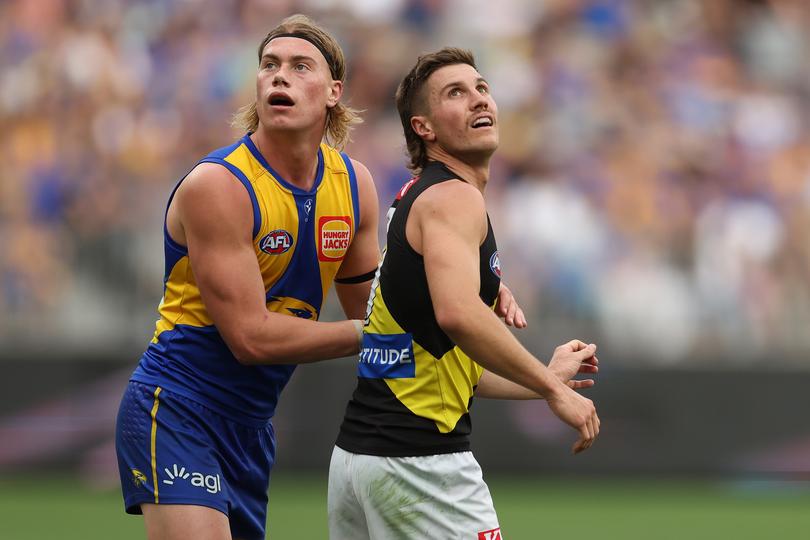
left=162, top=463, right=222, bottom=494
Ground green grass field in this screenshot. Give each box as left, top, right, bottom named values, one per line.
left=1, top=473, right=808, bottom=539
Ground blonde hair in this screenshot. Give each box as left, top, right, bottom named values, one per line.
left=232, top=14, right=361, bottom=149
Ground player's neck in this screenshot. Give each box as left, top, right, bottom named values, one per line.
left=252, top=128, right=322, bottom=191
left=427, top=147, right=491, bottom=194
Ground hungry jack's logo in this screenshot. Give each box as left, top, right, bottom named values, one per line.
left=318, top=216, right=351, bottom=261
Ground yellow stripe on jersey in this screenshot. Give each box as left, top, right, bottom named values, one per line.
left=387, top=344, right=483, bottom=434
left=365, top=279, right=483, bottom=434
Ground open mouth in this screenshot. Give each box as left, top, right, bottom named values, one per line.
left=471, top=117, right=493, bottom=129
left=269, top=94, right=295, bottom=107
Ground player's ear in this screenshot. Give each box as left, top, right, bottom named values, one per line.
left=411, top=116, right=435, bottom=142
left=326, top=80, right=343, bottom=108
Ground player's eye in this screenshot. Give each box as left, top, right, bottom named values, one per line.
left=294, top=63, right=310, bottom=71
left=477, top=84, right=489, bottom=94
left=263, top=61, right=277, bottom=70
left=449, top=87, right=463, bottom=97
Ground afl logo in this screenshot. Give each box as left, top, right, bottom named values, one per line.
left=489, top=251, right=502, bottom=278
left=259, top=230, right=293, bottom=254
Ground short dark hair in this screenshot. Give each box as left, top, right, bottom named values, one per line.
left=395, top=47, right=476, bottom=173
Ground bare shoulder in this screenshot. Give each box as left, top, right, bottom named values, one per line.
left=349, top=158, right=372, bottom=180
left=349, top=158, right=379, bottom=226
left=409, top=179, right=487, bottom=248
left=177, top=162, right=246, bottom=204
left=416, top=179, right=486, bottom=220
left=174, top=162, right=253, bottom=236
left=349, top=158, right=376, bottom=193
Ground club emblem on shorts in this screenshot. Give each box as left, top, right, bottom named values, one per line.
left=319, top=216, right=352, bottom=262
left=259, top=229, right=293, bottom=254
left=489, top=251, right=502, bottom=278
left=478, top=528, right=502, bottom=540
left=131, top=468, right=147, bottom=487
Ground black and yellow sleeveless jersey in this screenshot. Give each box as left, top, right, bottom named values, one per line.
left=336, top=160, right=501, bottom=457
left=131, top=134, right=360, bottom=423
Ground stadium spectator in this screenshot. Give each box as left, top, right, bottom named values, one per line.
left=2, top=0, right=810, bottom=366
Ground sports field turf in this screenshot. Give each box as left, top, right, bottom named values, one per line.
left=1, top=473, right=807, bottom=539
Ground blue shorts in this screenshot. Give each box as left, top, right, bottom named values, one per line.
left=115, top=381, right=275, bottom=540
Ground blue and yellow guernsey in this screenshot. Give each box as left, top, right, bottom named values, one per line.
left=131, top=134, right=359, bottom=424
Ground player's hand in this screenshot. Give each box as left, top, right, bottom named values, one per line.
left=495, top=283, right=527, bottom=328
left=548, top=340, right=598, bottom=390
left=545, top=383, right=600, bottom=454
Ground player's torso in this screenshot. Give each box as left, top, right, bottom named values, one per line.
left=337, top=161, right=501, bottom=456
left=133, top=135, right=360, bottom=422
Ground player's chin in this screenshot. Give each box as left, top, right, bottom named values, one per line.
left=473, top=135, right=498, bottom=153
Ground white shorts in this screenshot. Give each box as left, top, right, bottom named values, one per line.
left=328, top=446, right=502, bottom=540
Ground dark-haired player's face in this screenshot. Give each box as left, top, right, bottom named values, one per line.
left=423, top=63, right=498, bottom=160
left=255, top=37, right=341, bottom=135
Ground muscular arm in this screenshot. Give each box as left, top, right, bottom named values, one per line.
left=334, top=159, right=381, bottom=319
left=169, top=163, right=360, bottom=365
left=411, top=180, right=599, bottom=453
left=476, top=370, right=543, bottom=399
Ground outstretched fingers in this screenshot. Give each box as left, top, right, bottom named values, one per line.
left=567, top=379, right=595, bottom=390
left=578, top=357, right=599, bottom=374
left=513, top=305, right=527, bottom=328
left=496, top=284, right=528, bottom=329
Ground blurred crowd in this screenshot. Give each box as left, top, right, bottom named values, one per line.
left=2, top=0, right=810, bottom=366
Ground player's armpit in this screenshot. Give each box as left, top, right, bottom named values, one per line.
left=335, top=159, right=381, bottom=319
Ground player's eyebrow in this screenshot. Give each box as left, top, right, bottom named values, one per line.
left=261, top=53, right=319, bottom=65
left=439, top=77, right=489, bottom=94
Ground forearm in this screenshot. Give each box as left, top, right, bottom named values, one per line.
left=475, top=370, right=543, bottom=400
left=336, top=281, right=374, bottom=320
left=234, top=316, right=361, bottom=365
left=442, top=303, right=565, bottom=399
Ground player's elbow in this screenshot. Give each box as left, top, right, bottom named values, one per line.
left=226, top=333, right=280, bottom=365
left=434, top=303, right=470, bottom=338
left=228, top=338, right=260, bottom=365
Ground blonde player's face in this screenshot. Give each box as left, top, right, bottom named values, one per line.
left=423, top=63, right=499, bottom=159
left=255, top=37, right=341, bottom=135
